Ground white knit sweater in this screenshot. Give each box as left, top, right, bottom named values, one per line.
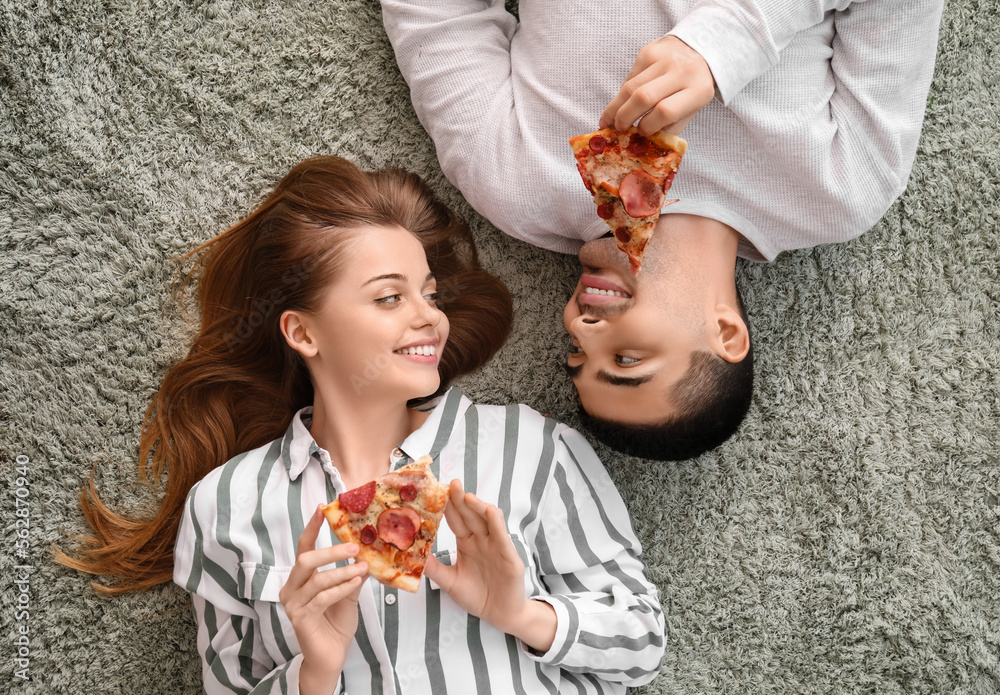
left=381, top=0, right=943, bottom=261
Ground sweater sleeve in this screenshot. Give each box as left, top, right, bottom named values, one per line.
left=379, top=0, right=516, bottom=207
left=668, top=0, right=862, bottom=103
left=668, top=0, right=943, bottom=258
left=173, top=479, right=342, bottom=695
left=524, top=427, right=665, bottom=687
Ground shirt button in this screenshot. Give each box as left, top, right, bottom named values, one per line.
left=391, top=447, right=404, bottom=459
left=384, top=593, right=397, bottom=605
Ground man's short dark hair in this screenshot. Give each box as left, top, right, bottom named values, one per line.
left=578, top=292, right=753, bottom=461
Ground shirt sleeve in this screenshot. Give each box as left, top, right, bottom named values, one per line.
left=173, top=480, right=341, bottom=695
left=671, top=0, right=942, bottom=257
left=668, top=0, right=866, bottom=104
left=378, top=0, right=516, bottom=209
left=524, top=427, right=666, bottom=687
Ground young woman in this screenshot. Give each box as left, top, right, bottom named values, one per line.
left=57, top=156, right=664, bottom=694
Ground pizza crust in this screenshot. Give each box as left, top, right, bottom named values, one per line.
left=569, top=126, right=686, bottom=274
left=322, top=456, right=449, bottom=593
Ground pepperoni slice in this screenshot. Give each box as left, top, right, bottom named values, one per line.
left=399, top=485, right=417, bottom=502
left=619, top=170, right=664, bottom=218
left=589, top=135, right=606, bottom=154
left=377, top=508, right=422, bottom=550
left=575, top=163, right=594, bottom=194
left=662, top=170, right=676, bottom=192
left=615, top=227, right=631, bottom=243
left=359, top=525, right=377, bottom=545
left=626, top=134, right=650, bottom=156
left=339, top=481, right=376, bottom=514
left=597, top=202, right=614, bottom=219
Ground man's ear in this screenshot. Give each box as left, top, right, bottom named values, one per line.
left=711, top=304, right=750, bottom=363
left=280, top=309, right=318, bottom=358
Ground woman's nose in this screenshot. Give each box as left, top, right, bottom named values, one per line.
left=416, top=297, right=442, bottom=326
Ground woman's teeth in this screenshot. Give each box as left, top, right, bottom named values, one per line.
left=395, top=345, right=437, bottom=356
left=584, top=287, right=627, bottom=297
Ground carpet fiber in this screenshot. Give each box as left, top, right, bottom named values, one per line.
left=1, top=1, right=998, bottom=693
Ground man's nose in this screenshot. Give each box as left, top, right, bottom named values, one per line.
left=571, top=314, right=604, bottom=331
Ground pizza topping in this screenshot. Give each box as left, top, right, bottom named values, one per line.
left=576, top=163, right=594, bottom=194
left=377, top=508, right=422, bottom=551
left=615, top=227, right=631, bottom=243
left=626, top=134, right=650, bottom=156
left=597, top=202, right=615, bottom=219
left=588, top=135, right=606, bottom=154
left=399, top=484, right=417, bottom=502
left=359, top=525, right=377, bottom=545
left=619, top=170, right=664, bottom=218
left=339, top=481, right=376, bottom=514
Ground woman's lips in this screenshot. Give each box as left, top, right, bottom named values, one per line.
left=394, top=339, right=440, bottom=364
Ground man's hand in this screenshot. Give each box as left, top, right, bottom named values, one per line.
left=424, top=480, right=557, bottom=653
left=600, top=35, right=716, bottom=136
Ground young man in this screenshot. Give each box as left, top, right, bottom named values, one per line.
left=379, top=0, right=943, bottom=460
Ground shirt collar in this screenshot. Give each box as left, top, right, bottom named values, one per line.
left=281, top=406, right=323, bottom=481
left=398, top=387, right=469, bottom=463
left=280, top=387, right=470, bottom=481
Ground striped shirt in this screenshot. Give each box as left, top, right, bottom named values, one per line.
left=173, top=388, right=665, bottom=694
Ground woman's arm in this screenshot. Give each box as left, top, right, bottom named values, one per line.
left=188, top=594, right=326, bottom=695
left=174, top=485, right=360, bottom=694
left=525, top=427, right=666, bottom=687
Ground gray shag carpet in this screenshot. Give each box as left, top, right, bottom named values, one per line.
left=1, top=1, right=998, bottom=693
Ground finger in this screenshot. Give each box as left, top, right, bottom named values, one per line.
left=303, top=574, right=365, bottom=614
left=484, top=506, right=520, bottom=562
left=612, top=71, right=685, bottom=132
left=635, top=88, right=710, bottom=136
left=662, top=113, right=696, bottom=137
left=444, top=480, right=472, bottom=540
left=450, top=488, right=490, bottom=539
left=295, top=504, right=325, bottom=556
left=422, top=554, right=456, bottom=593
left=600, top=52, right=658, bottom=129
left=284, top=505, right=328, bottom=593
left=284, top=559, right=367, bottom=611
left=286, top=541, right=360, bottom=594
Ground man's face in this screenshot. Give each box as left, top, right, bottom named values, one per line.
left=562, top=236, right=704, bottom=425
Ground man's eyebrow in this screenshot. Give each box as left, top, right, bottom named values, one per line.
left=363, top=272, right=434, bottom=286
left=563, top=362, right=655, bottom=387
left=595, top=369, right=656, bottom=387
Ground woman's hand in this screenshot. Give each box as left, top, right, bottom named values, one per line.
left=279, top=504, right=367, bottom=695
left=600, top=35, right=716, bottom=136
left=424, top=481, right=557, bottom=653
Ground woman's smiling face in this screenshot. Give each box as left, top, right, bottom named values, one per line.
left=296, top=225, right=450, bottom=402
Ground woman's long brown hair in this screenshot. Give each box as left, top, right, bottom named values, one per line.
left=53, top=156, right=513, bottom=595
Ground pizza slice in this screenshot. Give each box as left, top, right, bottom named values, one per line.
left=323, top=455, right=449, bottom=593
left=569, top=126, right=686, bottom=274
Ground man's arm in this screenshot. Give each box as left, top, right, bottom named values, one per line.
left=825, top=0, right=944, bottom=194
left=380, top=0, right=516, bottom=197
left=667, top=0, right=854, bottom=105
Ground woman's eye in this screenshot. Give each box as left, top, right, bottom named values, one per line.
left=616, top=355, right=640, bottom=365
left=567, top=343, right=582, bottom=355
left=424, top=292, right=440, bottom=303
left=375, top=294, right=401, bottom=304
